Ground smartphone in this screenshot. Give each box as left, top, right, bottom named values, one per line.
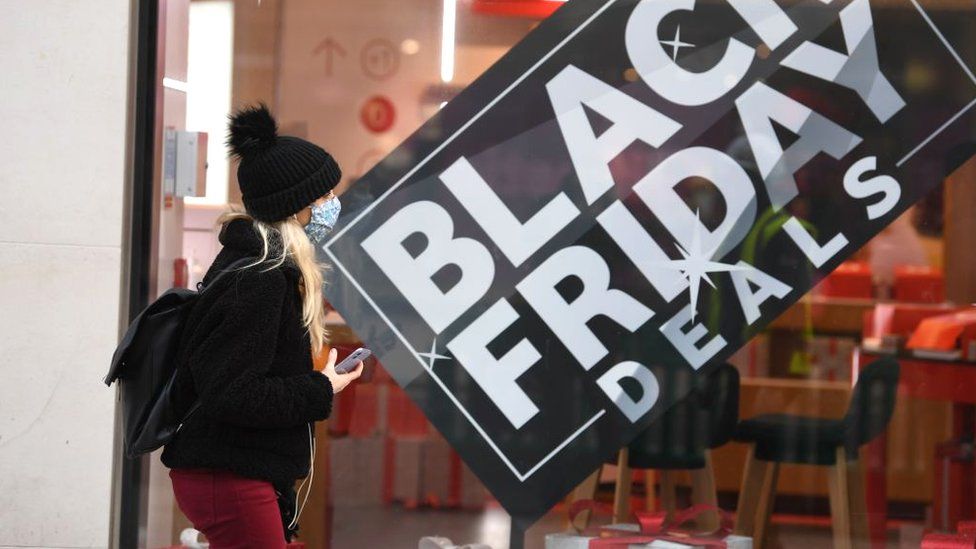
left=334, top=347, right=371, bottom=374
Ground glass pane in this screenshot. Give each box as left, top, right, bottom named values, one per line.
left=151, top=1, right=976, bottom=547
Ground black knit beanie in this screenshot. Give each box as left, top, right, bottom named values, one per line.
left=226, top=101, right=342, bottom=223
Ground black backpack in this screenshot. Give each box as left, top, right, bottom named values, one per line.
left=104, top=257, right=255, bottom=458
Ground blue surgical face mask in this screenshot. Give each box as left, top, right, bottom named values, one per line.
left=304, top=196, right=341, bottom=244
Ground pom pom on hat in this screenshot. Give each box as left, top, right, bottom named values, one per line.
left=227, top=101, right=279, bottom=159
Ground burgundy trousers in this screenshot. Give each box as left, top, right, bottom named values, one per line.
left=169, top=467, right=286, bottom=549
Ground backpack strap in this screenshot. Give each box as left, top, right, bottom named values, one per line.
left=197, top=256, right=261, bottom=293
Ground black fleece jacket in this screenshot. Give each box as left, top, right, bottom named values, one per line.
left=161, top=218, right=334, bottom=485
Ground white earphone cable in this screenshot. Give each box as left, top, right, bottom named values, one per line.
left=288, top=422, right=315, bottom=530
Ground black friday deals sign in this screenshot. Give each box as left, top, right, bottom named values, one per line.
left=320, top=0, right=976, bottom=522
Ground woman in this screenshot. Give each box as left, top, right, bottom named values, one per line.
left=161, top=102, right=363, bottom=548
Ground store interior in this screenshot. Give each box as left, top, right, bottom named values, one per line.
left=143, top=0, right=976, bottom=547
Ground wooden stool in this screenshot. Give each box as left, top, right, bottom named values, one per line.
left=571, top=364, right=740, bottom=532
left=732, top=357, right=899, bottom=549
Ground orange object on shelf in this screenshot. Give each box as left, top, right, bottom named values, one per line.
left=865, top=303, right=964, bottom=341
left=907, top=310, right=976, bottom=357
left=818, top=261, right=873, bottom=298
left=894, top=265, right=945, bottom=303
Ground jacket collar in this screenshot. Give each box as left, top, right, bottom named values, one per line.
left=204, top=218, right=301, bottom=285
left=218, top=217, right=267, bottom=255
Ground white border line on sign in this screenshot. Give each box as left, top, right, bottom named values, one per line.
left=897, top=0, right=976, bottom=167
left=908, top=0, right=976, bottom=85
left=323, top=0, right=620, bottom=482
left=897, top=97, right=976, bottom=168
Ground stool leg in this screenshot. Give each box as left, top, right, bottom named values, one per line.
left=569, top=467, right=601, bottom=531
left=753, top=459, right=779, bottom=549
left=613, top=448, right=632, bottom=524
left=660, top=470, right=678, bottom=518
left=735, top=444, right=767, bottom=536
left=691, top=450, right=720, bottom=532
left=848, top=454, right=870, bottom=549
left=829, top=447, right=853, bottom=549
left=645, top=469, right=657, bottom=512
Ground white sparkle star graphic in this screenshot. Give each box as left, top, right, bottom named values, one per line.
left=660, top=25, right=695, bottom=62
left=418, top=338, right=451, bottom=370
left=659, top=211, right=749, bottom=321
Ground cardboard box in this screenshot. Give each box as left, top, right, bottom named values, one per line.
left=328, top=435, right=384, bottom=507
left=807, top=336, right=856, bottom=381
left=388, top=386, right=430, bottom=438
left=348, top=383, right=389, bottom=437
left=420, top=432, right=453, bottom=506
left=385, top=436, right=425, bottom=507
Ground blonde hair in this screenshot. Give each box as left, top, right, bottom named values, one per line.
left=216, top=207, right=329, bottom=355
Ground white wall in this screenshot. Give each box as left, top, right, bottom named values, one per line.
left=0, top=1, right=130, bottom=547
left=276, top=0, right=443, bottom=188
left=274, top=0, right=529, bottom=197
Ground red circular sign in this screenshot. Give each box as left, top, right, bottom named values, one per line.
left=360, top=96, right=396, bottom=134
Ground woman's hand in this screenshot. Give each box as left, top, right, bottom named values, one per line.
left=321, top=348, right=364, bottom=394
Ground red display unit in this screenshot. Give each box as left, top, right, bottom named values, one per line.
left=472, top=0, right=564, bottom=18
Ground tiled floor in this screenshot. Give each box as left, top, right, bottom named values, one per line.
left=330, top=504, right=911, bottom=548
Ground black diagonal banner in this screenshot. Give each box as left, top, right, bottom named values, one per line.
left=319, top=0, right=976, bottom=523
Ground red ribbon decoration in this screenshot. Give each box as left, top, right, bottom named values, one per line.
left=567, top=500, right=736, bottom=549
